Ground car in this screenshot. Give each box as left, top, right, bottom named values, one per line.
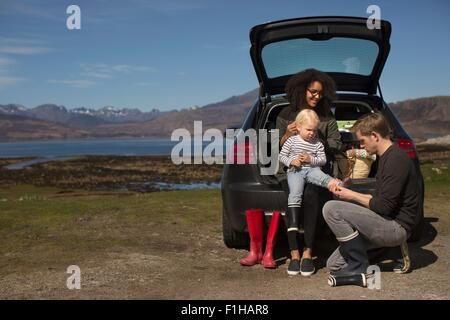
left=221, top=16, right=425, bottom=248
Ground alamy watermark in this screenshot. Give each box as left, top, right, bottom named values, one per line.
left=367, top=265, right=381, bottom=290
left=170, top=121, right=279, bottom=175
left=66, top=265, right=81, bottom=290
left=367, top=5, right=381, bottom=30
left=66, top=5, right=81, bottom=30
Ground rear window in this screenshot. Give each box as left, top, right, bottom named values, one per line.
left=261, top=37, right=379, bottom=78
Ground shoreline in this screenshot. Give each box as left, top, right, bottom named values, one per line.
left=0, top=155, right=223, bottom=192
left=1, top=144, right=449, bottom=192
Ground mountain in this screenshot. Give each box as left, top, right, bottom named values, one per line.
left=28, top=104, right=72, bottom=123
left=90, top=88, right=259, bottom=138
left=388, top=96, right=450, bottom=141
left=72, top=106, right=161, bottom=123
left=0, top=104, right=28, bottom=117
left=0, top=103, right=162, bottom=128
left=0, top=113, right=89, bottom=141
left=1, top=90, right=449, bottom=142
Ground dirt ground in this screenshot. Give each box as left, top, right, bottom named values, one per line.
left=0, top=191, right=448, bottom=300
left=0, top=220, right=448, bottom=300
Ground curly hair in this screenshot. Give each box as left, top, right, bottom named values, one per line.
left=285, top=68, right=336, bottom=119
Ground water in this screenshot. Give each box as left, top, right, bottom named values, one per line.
left=0, top=138, right=178, bottom=158
left=0, top=138, right=225, bottom=191
left=114, top=181, right=221, bottom=192
left=0, top=138, right=229, bottom=158
left=5, top=157, right=73, bottom=170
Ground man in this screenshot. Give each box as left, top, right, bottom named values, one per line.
left=323, top=112, right=420, bottom=279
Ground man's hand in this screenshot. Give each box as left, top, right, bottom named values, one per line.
left=333, top=185, right=373, bottom=208
left=327, top=178, right=342, bottom=193
left=333, top=186, right=355, bottom=201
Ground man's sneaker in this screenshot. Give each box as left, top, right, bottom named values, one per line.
left=287, top=259, right=300, bottom=275
left=300, top=258, right=315, bottom=276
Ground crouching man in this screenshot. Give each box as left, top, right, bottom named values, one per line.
left=323, top=112, right=420, bottom=287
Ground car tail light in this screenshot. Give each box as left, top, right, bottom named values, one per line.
left=397, top=138, right=418, bottom=159
left=232, top=141, right=255, bottom=164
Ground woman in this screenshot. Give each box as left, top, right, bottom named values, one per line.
left=276, top=68, right=343, bottom=276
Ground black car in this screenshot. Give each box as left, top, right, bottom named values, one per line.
left=221, top=16, right=425, bottom=248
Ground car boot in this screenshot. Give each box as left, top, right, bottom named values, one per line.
left=261, top=211, right=281, bottom=268
left=240, top=208, right=264, bottom=266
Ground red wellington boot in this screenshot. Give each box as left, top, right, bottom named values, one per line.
left=261, top=211, right=281, bottom=269
left=240, top=209, right=264, bottom=266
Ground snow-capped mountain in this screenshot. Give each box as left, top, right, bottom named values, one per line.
left=0, top=104, right=162, bottom=127
left=0, top=104, right=28, bottom=117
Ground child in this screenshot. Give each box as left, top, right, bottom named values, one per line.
left=279, top=109, right=340, bottom=276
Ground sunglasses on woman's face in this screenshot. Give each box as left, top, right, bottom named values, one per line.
left=307, top=88, right=323, bottom=98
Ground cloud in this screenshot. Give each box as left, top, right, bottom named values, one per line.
left=0, top=75, right=26, bottom=87
left=0, top=37, right=51, bottom=55
left=111, top=64, right=157, bottom=73
left=129, top=0, right=208, bottom=13
left=48, top=79, right=96, bottom=88
left=0, top=0, right=62, bottom=21
left=80, top=72, right=113, bottom=79
left=0, top=36, right=44, bottom=45
left=0, top=56, right=15, bottom=66
left=81, top=63, right=157, bottom=79
left=43, top=63, right=159, bottom=89
left=0, top=46, right=50, bottom=55
left=0, top=53, right=22, bottom=88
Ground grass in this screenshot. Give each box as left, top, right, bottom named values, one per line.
left=420, top=162, right=450, bottom=235
left=0, top=186, right=222, bottom=276
left=0, top=161, right=449, bottom=277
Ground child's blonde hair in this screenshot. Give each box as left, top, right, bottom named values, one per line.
left=295, top=109, right=320, bottom=127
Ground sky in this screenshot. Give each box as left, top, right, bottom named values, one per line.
left=0, top=0, right=449, bottom=111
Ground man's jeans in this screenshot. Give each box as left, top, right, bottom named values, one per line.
left=323, top=200, right=408, bottom=272
left=287, top=166, right=332, bottom=207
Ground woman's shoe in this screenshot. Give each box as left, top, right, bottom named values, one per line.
left=300, top=258, right=315, bottom=276
left=287, top=259, right=301, bottom=275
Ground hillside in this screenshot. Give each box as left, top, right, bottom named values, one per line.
left=0, top=114, right=89, bottom=141
left=388, top=96, right=450, bottom=141
left=1, top=90, right=449, bottom=142
left=90, top=89, right=258, bottom=138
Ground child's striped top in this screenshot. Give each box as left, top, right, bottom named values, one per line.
left=279, top=135, right=327, bottom=168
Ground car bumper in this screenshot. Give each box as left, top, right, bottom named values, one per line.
left=221, top=178, right=377, bottom=234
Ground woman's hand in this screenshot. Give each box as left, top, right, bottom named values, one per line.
left=286, top=122, right=297, bottom=135
left=280, top=122, right=298, bottom=147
